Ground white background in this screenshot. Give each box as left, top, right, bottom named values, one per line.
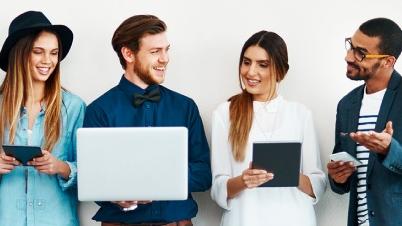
left=1, top=1, right=401, bottom=225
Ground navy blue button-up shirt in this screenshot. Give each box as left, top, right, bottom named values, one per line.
left=84, top=75, right=212, bottom=224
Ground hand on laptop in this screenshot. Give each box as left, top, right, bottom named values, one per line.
left=112, top=200, right=152, bottom=210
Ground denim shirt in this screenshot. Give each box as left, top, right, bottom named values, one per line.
left=0, top=91, right=85, bottom=226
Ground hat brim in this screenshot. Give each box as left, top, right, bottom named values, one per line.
left=0, top=24, right=73, bottom=71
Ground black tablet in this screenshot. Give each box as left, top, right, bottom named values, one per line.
left=252, top=142, right=301, bottom=187
left=2, top=145, right=43, bottom=165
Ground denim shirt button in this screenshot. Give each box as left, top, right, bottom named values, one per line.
left=28, top=202, right=33, bottom=206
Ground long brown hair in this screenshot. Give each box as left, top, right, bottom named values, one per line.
left=228, top=31, right=289, bottom=161
left=0, top=30, right=63, bottom=152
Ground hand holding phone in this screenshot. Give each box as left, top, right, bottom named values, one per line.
left=327, top=152, right=358, bottom=184
left=329, top=151, right=362, bottom=166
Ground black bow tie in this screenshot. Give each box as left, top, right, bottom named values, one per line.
left=132, top=88, right=161, bottom=107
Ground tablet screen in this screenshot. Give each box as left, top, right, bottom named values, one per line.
left=252, top=142, right=301, bottom=187
left=2, top=145, right=43, bottom=165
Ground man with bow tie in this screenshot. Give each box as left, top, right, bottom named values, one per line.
left=84, top=15, right=211, bottom=226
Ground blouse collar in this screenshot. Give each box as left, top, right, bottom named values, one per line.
left=253, top=95, right=282, bottom=113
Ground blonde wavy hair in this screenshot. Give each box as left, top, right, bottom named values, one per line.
left=0, top=30, right=63, bottom=152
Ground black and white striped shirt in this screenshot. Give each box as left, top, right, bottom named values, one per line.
left=356, top=88, right=386, bottom=226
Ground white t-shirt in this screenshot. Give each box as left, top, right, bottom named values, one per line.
left=356, top=88, right=386, bottom=226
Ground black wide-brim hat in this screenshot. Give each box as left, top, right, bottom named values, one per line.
left=0, top=11, right=73, bottom=71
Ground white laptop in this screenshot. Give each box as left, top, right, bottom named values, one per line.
left=76, top=127, right=188, bottom=201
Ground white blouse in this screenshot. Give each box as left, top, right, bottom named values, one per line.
left=211, top=96, right=327, bottom=226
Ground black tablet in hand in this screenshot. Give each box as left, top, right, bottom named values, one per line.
left=252, top=141, right=301, bottom=187
left=2, top=145, right=43, bottom=165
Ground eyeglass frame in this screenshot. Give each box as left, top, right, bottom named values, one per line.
left=345, top=37, right=390, bottom=62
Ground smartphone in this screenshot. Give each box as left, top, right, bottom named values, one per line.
left=2, top=145, right=43, bottom=165
left=329, top=151, right=362, bottom=166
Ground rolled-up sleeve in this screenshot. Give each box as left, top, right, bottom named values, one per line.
left=301, top=110, right=327, bottom=204
left=210, top=108, right=233, bottom=210
left=58, top=99, right=86, bottom=190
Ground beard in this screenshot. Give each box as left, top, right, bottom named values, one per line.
left=133, top=60, right=158, bottom=85
left=346, top=61, right=380, bottom=81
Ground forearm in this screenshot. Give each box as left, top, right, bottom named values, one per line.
left=57, top=160, right=71, bottom=180
left=227, top=175, right=246, bottom=199
left=298, top=174, right=315, bottom=198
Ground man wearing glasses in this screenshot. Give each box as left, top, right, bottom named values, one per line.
left=327, top=18, right=402, bottom=226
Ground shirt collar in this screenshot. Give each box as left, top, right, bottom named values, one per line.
left=20, top=103, right=46, bottom=116
left=118, top=75, right=160, bottom=95
left=253, top=95, right=282, bottom=113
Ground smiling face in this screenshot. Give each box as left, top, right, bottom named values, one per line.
left=133, top=32, right=170, bottom=85
left=240, top=45, right=276, bottom=101
left=29, top=31, right=59, bottom=84
left=345, top=30, right=383, bottom=81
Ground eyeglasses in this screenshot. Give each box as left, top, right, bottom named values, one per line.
left=345, top=38, right=390, bottom=62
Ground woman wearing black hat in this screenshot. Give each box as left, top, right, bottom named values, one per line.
left=0, top=11, right=84, bottom=226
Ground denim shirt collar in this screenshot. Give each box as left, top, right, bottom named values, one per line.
left=20, top=103, right=46, bottom=116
